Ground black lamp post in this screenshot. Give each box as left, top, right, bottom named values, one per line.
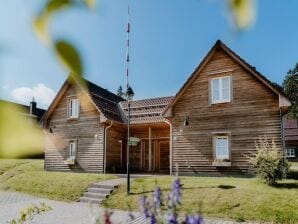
left=126, top=86, right=134, bottom=194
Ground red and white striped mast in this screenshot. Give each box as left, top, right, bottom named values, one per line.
left=126, top=5, right=130, bottom=90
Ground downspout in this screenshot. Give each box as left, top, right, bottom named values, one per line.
left=164, top=119, right=173, bottom=176
left=280, top=108, right=291, bottom=171
left=104, top=121, right=113, bottom=174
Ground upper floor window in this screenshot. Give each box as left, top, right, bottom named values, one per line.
left=211, top=76, right=231, bottom=104
left=286, top=148, right=295, bottom=158
left=68, top=98, right=79, bottom=118
left=214, top=136, right=230, bottom=160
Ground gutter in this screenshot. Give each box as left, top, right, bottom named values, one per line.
left=164, top=119, right=173, bottom=176
left=104, top=121, right=113, bottom=174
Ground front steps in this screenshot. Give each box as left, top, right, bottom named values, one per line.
left=79, top=178, right=126, bottom=204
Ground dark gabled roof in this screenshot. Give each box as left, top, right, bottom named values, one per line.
left=163, top=40, right=291, bottom=116
left=42, top=74, right=125, bottom=123
left=0, top=99, right=46, bottom=121
left=85, top=79, right=124, bottom=122
left=284, top=118, right=298, bottom=141
left=120, top=96, right=173, bottom=124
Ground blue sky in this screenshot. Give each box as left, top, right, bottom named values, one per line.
left=0, top=0, right=298, bottom=109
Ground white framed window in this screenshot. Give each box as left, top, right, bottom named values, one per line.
left=68, top=98, right=80, bottom=118
left=286, top=148, right=295, bottom=158
left=215, top=136, right=230, bottom=160
left=68, top=140, right=77, bottom=159
left=211, top=76, right=231, bottom=104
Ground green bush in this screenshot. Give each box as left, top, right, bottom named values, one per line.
left=250, top=137, right=290, bottom=185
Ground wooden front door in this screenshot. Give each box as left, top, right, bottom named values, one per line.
left=158, top=141, right=170, bottom=172
left=142, top=141, right=156, bottom=171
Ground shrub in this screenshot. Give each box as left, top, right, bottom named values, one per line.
left=250, top=137, right=290, bottom=185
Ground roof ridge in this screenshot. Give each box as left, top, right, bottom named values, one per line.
left=130, top=95, right=174, bottom=103
left=83, top=78, right=125, bottom=102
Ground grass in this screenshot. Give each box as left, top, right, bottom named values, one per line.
left=290, top=162, right=298, bottom=171
left=103, top=176, right=298, bottom=223
left=0, top=159, right=115, bottom=201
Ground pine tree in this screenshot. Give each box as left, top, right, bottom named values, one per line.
left=117, top=85, right=124, bottom=97
left=282, top=63, right=298, bottom=118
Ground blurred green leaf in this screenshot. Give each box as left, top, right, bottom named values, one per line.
left=33, top=0, right=73, bottom=44
left=33, top=15, right=50, bottom=45
left=84, top=0, right=96, bottom=10
left=54, top=40, right=83, bottom=75
left=45, top=0, right=73, bottom=14
left=229, top=0, right=256, bottom=30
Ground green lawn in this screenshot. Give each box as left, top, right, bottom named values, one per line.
left=103, top=176, right=298, bottom=223
left=0, top=159, right=115, bottom=201
left=290, top=162, right=298, bottom=171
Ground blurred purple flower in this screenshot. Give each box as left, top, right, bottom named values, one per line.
left=184, top=215, right=204, bottom=224
left=166, top=213, right=179, bottom=224
left=140, top=195, right=150, bottom=218
left=171, top=178, right=182, bottom=206
left=153, top=187, right=163, bottom=209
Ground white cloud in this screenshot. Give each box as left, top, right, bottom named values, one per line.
left=12, top=83, right=56, bottom=108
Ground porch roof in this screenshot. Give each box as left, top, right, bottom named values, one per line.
left=119, top=96, right=173, bottom=124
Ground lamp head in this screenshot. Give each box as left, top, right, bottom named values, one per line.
left=184, top=116, right=189, bottom=126
left=126, top=86, right=134, bottom=102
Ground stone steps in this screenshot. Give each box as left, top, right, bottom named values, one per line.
left=79, top=179, right=125, bottom=205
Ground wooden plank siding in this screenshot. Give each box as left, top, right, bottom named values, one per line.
left=106, top=125, right=126, bottom=172
left=45, top=84, right=105, bottom=173
left=171, top=49, right=282, bottom=174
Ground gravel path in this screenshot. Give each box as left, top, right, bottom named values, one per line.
left=0, top=191, right=258, bottom=224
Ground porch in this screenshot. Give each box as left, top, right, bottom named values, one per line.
left=107, top=122, right=171, bottom=174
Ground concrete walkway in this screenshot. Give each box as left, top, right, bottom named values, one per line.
left=0, top=191, right=259, bottom=224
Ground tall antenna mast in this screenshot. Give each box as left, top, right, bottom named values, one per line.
left=126, top=5, right=130, bottom=90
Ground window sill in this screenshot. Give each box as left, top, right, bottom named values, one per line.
left=64, top=158, right=76, bottom=165
left=211, top=100, right=231, bottom=105
left=212, top=161, right=231, bottom=167
left=67, top=117, right=79, bottom=121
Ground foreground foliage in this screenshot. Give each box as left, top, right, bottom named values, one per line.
left=103, top=176, right=298, bottom=223
left=250, top=137, right=290, bottom=185
left=8, top=202, right=52, bottom=224
left=0, top=159, right=115, bottom=201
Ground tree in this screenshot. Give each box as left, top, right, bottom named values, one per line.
left=282, top=62, right=298, bottom=118
left=117, top=85, right=124, bottom=97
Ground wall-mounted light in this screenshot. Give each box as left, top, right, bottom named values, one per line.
left=184, top=116, right=189, bottom=126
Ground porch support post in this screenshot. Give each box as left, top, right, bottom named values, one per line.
left=148, top=126, right=152, bottom=171
left=164, top=119, right=173, bottom=175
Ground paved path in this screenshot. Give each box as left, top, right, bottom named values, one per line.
left=0, top=190, right=258, bottom=224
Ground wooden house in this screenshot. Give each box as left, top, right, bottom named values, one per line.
left=42, top=40, right=291, bottom=175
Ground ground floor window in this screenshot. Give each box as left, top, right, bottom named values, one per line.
left=286, top=148, right=296, bottom=158
left=214, top=135, right=230, bottom=160
left=68, top=140, right=77, bottom=159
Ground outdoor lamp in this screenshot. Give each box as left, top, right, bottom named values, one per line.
left=184, top=116, right=190, bottom=126
left=126, top=85, right=134, bottom=194
left=126, top=86, right=134, bottom=101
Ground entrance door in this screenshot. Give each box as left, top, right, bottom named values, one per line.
left=158, top=141, right=170, bottom=172
left=142, top=141, right=155, bottom=171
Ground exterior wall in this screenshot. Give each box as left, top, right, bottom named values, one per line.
left=106, top=125, right=126, bottom=172
left=171, top=49, right=282, bottom=174
left=45, top=84, right=105, bottom=172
